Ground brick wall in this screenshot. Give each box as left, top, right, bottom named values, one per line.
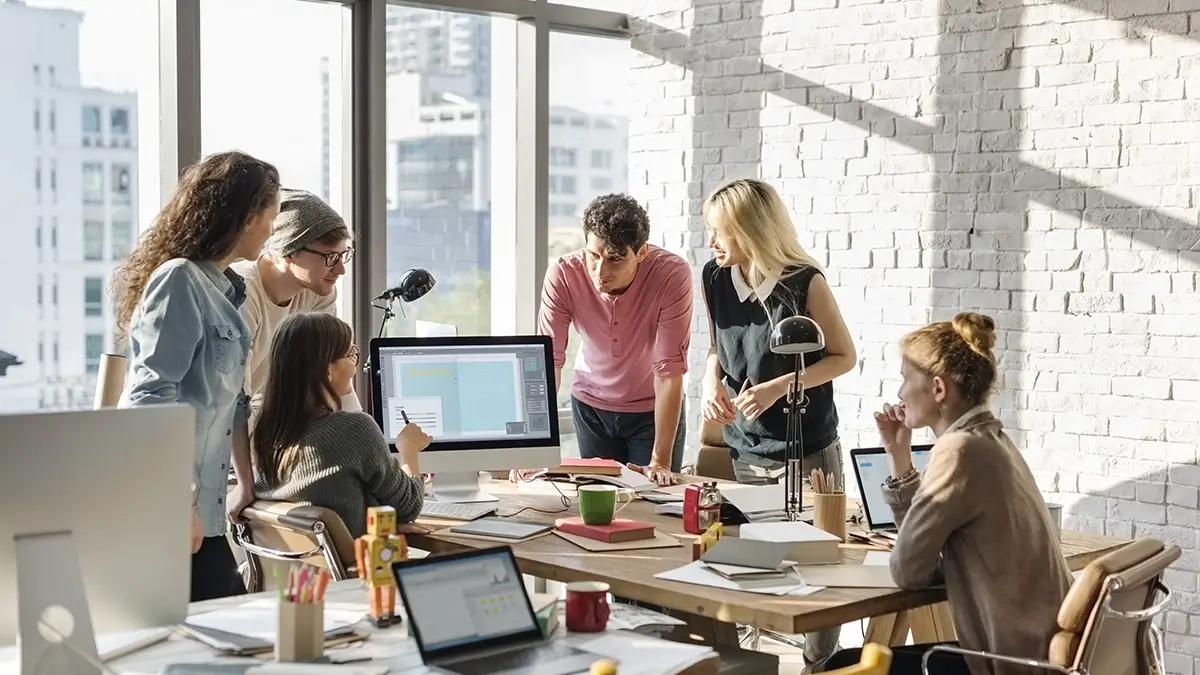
left=628, top=0, right=1200, bottom=668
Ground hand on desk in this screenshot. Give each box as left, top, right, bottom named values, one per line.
left=627, top=462, right=676, bottom=486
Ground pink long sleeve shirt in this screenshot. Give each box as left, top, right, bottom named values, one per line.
left=538, top=245, right=693, bottom=414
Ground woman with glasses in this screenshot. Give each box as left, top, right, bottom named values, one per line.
left=252, top=312, right=428, bottom=537
left=231, top=189, right=359, bottom=428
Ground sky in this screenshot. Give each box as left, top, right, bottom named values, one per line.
left=30, top=0, right=630, bottom=218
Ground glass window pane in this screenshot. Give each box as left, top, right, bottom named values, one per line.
left=384, top=6, right=496, bottom=338
left=547, top=33, right=630, bottom=422
left=201, top=0, right=350, bottom=316
left=83, top=220, right=104, bottom=261
left=111, top=220, right=133, bottom=259
left=110, top=163, right=131, bottom=204
left=84, top=334, right=104, bottom=374
left=4, top=0, right=154, bottom=412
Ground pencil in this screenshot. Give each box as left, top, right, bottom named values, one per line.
left=314, top=570, right=331, bottom=603
left=401, top=409, right=410, bottom=424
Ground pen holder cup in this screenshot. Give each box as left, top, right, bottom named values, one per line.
left=276, top=599, right=325, bottom=663
left=812, top=491, right=848, bottom=542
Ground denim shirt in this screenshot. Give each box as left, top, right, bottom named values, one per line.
left=119, top=259, right=251, bottom=538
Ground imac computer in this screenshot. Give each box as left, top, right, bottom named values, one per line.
left=369, top=335, right=560, bottom=503
left=0, top=405, right=195, bottom=675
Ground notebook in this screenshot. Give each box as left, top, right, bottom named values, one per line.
left=448, top=518, right=554, bottom=541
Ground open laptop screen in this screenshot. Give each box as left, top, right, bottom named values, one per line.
left=851, top=445, right=934, bottom=530
left=393, top=547, right=540, bottom=656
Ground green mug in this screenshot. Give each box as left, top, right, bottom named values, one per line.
left=577, top=485, right=633, bottom=526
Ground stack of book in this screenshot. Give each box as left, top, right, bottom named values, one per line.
left=554, top=517, right=655, bottom=544
left=739, top=521, right=841, bottom=565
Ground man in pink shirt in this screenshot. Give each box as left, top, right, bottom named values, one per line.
left=539, top=194, right=693, bottom=485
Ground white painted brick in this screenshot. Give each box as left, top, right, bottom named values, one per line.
left=630, top=2, right=1200, bottom=664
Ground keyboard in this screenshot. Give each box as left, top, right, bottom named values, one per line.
left=420, top=501, right=498, bottom=521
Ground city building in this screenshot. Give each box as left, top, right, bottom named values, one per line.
left=0, top=0, right=138, bottom=412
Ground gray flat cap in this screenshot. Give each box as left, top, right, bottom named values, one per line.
left=266, top=189, right=347, bottom=256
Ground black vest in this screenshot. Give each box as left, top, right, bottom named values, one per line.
left=702, top=260, right=839, bottom=466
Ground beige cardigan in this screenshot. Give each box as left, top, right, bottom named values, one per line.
left=883, top=408, right=1072, bottom=675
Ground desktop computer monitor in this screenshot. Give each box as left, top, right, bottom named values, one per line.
left=0, top=404, right=194, bottom=675
left=369, top=335, right=561, bottom=503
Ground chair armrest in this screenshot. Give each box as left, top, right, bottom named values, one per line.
left=1105, top=580, right=1171, bottom=621
left=232, top=523, right=323, bottom=562
left=920, top=645, right=1076, bottom=675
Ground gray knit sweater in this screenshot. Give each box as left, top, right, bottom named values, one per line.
left=253, top=411, right=424, bottom=538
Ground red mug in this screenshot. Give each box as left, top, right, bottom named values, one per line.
left=565, top=581, right=610, bottom=633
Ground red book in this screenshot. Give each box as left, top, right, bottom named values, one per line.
left=546, top=458, right=623, bottom=477
left=555, top=517, right=655, bottom=543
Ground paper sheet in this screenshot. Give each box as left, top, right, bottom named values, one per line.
left=654, top=561, right=823, bottom=596
left=863, top=550, right=891, bottom=566
left=579, top=634, right=713, bottom=675
left=186, top=600, right=364, bottom=642
left=607, top=604, right=687, bottom=630
left=794, top=564, right=898, bottom=588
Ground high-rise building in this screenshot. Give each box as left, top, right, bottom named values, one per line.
left=0, top=1, right=139, bottom=412
left=385, top=6, right=490, bottom=98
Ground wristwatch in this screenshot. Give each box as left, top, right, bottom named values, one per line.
left=884, top=467, right=918, bottom=489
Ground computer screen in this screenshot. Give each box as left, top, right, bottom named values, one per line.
left=373, top=338, right=554, bottom=445
left=853, top=446, right=933, bottom=529
left=394, top=548, right=537, bottom=653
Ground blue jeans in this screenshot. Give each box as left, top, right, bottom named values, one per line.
left=571, top=396, right=685, bottom=472
left=732, top=439, right=844, bottom=667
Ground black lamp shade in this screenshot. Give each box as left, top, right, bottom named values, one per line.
left=397, top=268, right=436, bottom=303
left=770, top=316, right=825, bottom=355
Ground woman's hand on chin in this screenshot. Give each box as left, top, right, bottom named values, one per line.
left=875, top=403, right=914, bottom=476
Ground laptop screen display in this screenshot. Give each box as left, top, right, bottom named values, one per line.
left=853, top=446, right=933, bottom=529
left=394, top=548, right=537, bottom=652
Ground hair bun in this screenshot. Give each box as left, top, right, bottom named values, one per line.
left=951, top=312, right=996, bottom=358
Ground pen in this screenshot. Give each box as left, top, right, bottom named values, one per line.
left=401, top=409, right=410, bottom=424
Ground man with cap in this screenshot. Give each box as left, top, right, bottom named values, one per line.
left=231, top=189, right=358, bottom=424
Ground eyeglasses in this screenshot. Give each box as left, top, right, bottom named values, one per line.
left=344, top=344, right=360, bottom=366
left=299, top=247, right=354, bottom=267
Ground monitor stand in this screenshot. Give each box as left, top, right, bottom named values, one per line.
left=15, top=531, right=102, bottom=675
left=427, top=471, right=499, bottom=503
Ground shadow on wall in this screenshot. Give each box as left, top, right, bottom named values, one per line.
left=630, top=0, right=1199, bottom=668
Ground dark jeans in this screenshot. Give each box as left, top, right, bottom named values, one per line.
left=824, top=643, right=968, bottom=674
left=572, top=396, right=685, bottom=472
left=191, top=535, right=247, bottom=602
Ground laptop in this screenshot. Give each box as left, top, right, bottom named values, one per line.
left=392, top=546, right=598, bottom=675
left=849, top=445, right=934, bottom=533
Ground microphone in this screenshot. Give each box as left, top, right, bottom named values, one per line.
left=373, top=268, right=436, bottom=303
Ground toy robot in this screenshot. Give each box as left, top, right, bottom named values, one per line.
left=355, top=505, right=408, bottom=627
left=691, top=522, right=723, bottom=561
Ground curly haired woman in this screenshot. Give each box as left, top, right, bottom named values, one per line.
left=115, top=151, right=280, bottom=601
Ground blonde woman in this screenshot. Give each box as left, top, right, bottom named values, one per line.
left=700, top=178, right=857, bottom=668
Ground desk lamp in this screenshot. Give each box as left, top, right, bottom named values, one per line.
left=769, top=315, right=826, bottom=522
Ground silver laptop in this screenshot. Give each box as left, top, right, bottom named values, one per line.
left=849, top=445, right=934, bottom=533
left=392, top=546, right=597, bottom=675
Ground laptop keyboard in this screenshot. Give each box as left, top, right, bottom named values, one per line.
left=449, top=642, right=583, bottom=675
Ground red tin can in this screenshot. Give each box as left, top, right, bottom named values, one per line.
left=683, top=482, right=722, bottom=534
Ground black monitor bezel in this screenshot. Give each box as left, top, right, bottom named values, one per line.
left=368, top=335, right=560, bottom=453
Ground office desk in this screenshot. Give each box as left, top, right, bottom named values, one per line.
left=411, top=478, right=1128, bottom=647
left=107, top=580, right=719, bottom=675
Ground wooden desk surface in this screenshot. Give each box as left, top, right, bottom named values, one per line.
left=412, top=479, right=1128, bottom=635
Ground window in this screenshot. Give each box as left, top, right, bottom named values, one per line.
left=590, top=149, right=612, bottom=170
left=111, top=163, right=132, bottom=204
left=381, top=5, right=499, bottom=338
left=111, top=107, right=130, bottom=135
left=547, top=33, right=631, bottom=414
left=49, top=159, right=56, bottom=195
left=33, top=64, right=40, bottom=85
left=85, top=334, right=104, bottom=374
left=34, top=159, right=41, bottom=190
left=82, top=162, right=104, bottom=204
left=48, top=101, right=56, bottom=133
left=84, top=221, right=104, bottom=261
left=84, top=277, right=103, bottom=317
left=33, top=100, right=40, bottom=131
left=111, top=220, right=134, bottom=259
left=82, top=105, right=101, bottom=134
left=549, top=175, right=577, bottom=195
left=550, top=147, right=576, bottom=168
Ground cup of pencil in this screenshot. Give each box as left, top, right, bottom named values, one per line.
left=276, top=566, right=331, bottom=662
left=809, top=468, right=847, bottom=542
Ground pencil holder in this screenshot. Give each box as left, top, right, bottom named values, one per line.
left=812, top=492, right=847, bottom=542
left=276, top=598, right=325, bottom=662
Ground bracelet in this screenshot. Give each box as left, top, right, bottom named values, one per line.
left=884, top=467, right=918, bottom=489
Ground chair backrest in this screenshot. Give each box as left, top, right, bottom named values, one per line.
left=700, top=419, right=726, bottom=448
left=234, top=500, right=359, bottom=592
left=1050, top=538, right=1179, bottom=675
left=822, top=644, right=892, bottom=675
